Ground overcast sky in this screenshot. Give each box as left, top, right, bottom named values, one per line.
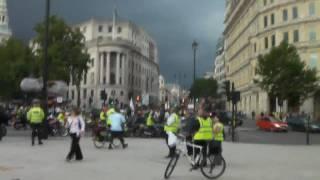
left=7, top=0, right=225, bottom=87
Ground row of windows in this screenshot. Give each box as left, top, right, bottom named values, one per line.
left=264, top=2, right=316, bottom=29
left=0, top=15, right=5, bottom=23
left=263, top=0, right=274, bottom=6
left=68, top=89, right=125, bottom=101
left=82, top=25, right=122, bottom=34
left=263, top=29, right=317, bottom=50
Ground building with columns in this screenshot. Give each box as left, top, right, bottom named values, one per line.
left=68, top=17, right=159, bottom=109
left=0, top=0, right=11, bottom=42
left=159, top=75, right=166, bottom=103
left=224, top=0, right=320, bottom=119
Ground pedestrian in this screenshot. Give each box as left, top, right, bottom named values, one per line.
left=251, top=111, right=255, bottom=121
left=210, top=116, right=224, bottom=163
left=27, top=99, right=45, bottom=146
left=107, top=107, right=128, bottom=149
left=164, top=106, right=181, bottom=158
left=66, top=107, right=85, bottom=162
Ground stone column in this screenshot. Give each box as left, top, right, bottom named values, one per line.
left=121, top=53, right=126, bottom=86
left=106, top=52, right=110, bottom=84
left=116, top=52, right=120, bottom=85
left=99, top=52, right=103, bottom=84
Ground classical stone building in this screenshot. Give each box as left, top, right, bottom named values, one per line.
left=224, top=0, right=320, bottom=119
left=214, top=37, right=226, bottom=85
left=0, top=0, right=11, bottom=42
left=159, top=75, right=166, bottom=103
left=68, top=15, right=159, bottom=109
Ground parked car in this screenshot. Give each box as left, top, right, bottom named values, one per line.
left=256, top=116, right=288, bottom=132
left=286, top=116, right=320, bottom=133
left=217, top=112, right=243, bottom=127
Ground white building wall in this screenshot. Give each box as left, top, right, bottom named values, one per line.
left=69, top=18, right=159, bottom=109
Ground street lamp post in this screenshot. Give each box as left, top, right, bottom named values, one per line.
left=40, top=0, right=50, bottom=139
left=192, top=40, right=198, bottom=111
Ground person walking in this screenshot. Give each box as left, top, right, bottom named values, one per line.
left=27, top=99, right=45, bottom=146
left=107, top=107, right=128, bottom=149
left=66, top=107, right=85, bottom=162
left=164, top=106, right=181, bottom=158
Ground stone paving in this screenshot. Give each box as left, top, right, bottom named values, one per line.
left=0, top=136, right=319, bottom=180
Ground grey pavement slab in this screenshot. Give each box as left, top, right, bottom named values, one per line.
left=0, top=136, right=320, bottom=180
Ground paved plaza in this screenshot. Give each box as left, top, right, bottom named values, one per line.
left=0, top=134, right=320, bottom=180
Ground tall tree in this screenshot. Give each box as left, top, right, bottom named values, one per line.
left=0, top=38, right=36, bottom=99
left=33, top=16, right=91, bottom=107
left=190, top=78, right=218, bottom=98
left=255, top=42, right=319, bottom=112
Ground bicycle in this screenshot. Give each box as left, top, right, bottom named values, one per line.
left=164, top=134, right=226, bottom=179
left=92, top=123, right=121, bottom=149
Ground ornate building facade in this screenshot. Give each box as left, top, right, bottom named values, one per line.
left=224, top=0, right=320, bottom=118
left=0, top=0, right=11, bottom=42
left=68, top=16, right=159, bottom=109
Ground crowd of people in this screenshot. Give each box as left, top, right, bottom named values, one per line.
left=0, top=98, right=225, bottom=166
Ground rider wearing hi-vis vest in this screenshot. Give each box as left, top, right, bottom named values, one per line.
left=146, top=111, right=155, bottom=127
left=164, top=113, right=180, bottom=134
left=106, top=107, right=116, bottom=127
left=193, top=117, right=213, bottom=141
left=191, top=102, right=214, bottom=164
left=164, top=107, right=181, bottom=158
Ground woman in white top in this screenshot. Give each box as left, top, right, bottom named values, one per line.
left=66, top=107, right=85, bottom=162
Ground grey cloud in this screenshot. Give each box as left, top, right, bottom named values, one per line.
left=8, top=0, right=225, bottom=87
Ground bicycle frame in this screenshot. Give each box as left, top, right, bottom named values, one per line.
left=175, top=135, right=203, bottom=167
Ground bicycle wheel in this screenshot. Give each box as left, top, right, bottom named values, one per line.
left=93, top=134, right=105, bottom=149
left=200, top=155, right=226, bottom=179
left=164, top=153, right=180, bottom=179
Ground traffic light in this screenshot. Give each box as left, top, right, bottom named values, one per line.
left=232, top=91, right=241, bottom=104
left=223, top=80, right=231, bottom=101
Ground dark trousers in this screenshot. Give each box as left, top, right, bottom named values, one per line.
left=209, top=140, right=222, bottom=155
left=67, top=133, right=83, bottom=160
left=194, top=140, right=208, bottom=164
left=186, top=136, right=193, bottom=156
left=30, top=123, right=42, bottom=144
left=109, top=131, right=125, bottom=147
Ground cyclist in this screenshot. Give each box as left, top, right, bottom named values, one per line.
left=100, top=106, right=108, bottom=123
left=57, top=110, right=66, bottom=124
left=146, top=108, right=156, bottom=135
left=192, top=102, right=213, bottom=166
left=164, top=106, right=180, bottom=158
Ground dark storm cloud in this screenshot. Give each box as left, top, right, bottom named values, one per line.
left=7, top=0, right=225, bottom=87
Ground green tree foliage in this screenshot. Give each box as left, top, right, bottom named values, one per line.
left=256, top=42, right=319, bottom=110
left=0, top=38, right=36, bottom=99
left=190, top=78, right=218, bottom=98
left=33, top=16, right=91, bottom=106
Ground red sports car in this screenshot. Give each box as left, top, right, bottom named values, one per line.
left=256, top=116, right=288, bottom=132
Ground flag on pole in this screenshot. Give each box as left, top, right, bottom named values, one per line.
left=130, top=98, right=135, bottom=112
